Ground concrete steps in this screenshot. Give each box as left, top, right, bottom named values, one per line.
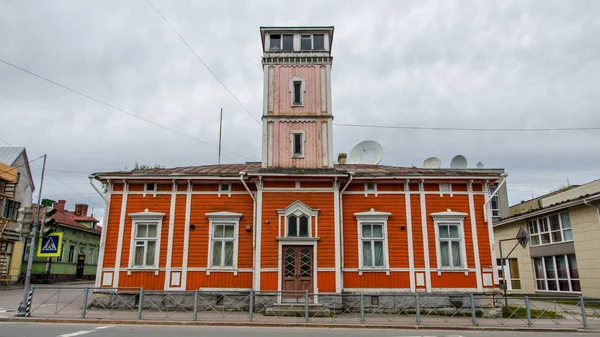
left=264, top=303, right=331, bottom=317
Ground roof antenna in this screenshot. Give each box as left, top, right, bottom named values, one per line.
left=218, top=108, right=223, bottom=165
left=567, top=177, right=570, bottom=187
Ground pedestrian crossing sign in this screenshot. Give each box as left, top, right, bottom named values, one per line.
left=37, top=233, right=63, bottom=257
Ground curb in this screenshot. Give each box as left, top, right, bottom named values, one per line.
left=0, top=317, right=597, bottom=333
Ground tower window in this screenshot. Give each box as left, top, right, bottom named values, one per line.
left=269, top=34, right=281, bottom=51
left=291, top=131, right=304, bottom=158
left=293, top=81, right=302, bottom=105
left=301, top=35, right=311, bottom=50
left=282, top=34, right=294, bottom=51
left=313, top=34, right=325, bottom=50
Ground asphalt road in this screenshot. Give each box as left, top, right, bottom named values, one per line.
left=0, top=323, right=593, bottom=337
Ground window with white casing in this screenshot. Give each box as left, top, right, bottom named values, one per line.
left=431, top=211, right=468, bottom=270
left=277, top=200, right=319, bottom=239
left=355, top=209, right=391, bottom=271
left=300, top=34, right=325, bottom=51
left=206, top=212, right=242, bottom=269
left=128, top=210, right=164, bottom=269
left=290, top=130, right=305, bottom=158
left=528, top=212, right=572, bottom=246
left=534, top=254, right=580, bottom=292
left=269, top=34, right=294, bottom=51
left=488, top=184, right=500, bottom=217
left=289, top=76, right=305, bottom=107
left=364, top=182, right=377, bottom=196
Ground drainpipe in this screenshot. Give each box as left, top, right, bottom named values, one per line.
left=239, top=172, right=256, bottom=249
left=484, top=173, right=508, bottom=207
left=338, top=172, right=354, bottom=289
left=583, top=198, right=600, bottom=229
left=88, top=175, right=108, bottom=202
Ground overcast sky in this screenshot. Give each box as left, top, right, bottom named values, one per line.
left=1, top=0, right=599, bottom=225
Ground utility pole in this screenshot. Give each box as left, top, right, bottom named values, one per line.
left=17, top=154, right=46, bottom=317
left=218, top=108, right=223, bottom=165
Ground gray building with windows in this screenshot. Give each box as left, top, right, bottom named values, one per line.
left=493, top=179, right=600, bottom=297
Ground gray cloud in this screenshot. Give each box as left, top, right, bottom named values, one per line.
left=1, top=0, right=599, bottom=224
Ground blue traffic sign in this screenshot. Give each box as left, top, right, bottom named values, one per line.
left=37, top=233, right=63, bottom=257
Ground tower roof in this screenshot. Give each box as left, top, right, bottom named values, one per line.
left=260, top=26, right=334, bottom=51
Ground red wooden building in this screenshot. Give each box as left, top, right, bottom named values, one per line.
left=91, top=27, right=505, bottom=298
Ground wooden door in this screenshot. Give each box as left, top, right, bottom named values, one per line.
left=282, top=246, right=313, bottom=301
left=76, top=253, right=85, bottom=279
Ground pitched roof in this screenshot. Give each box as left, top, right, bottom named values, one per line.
left=92, top=163, right=504, bottom=179
left=32, top=204, right=101, bottom=234
left=0, top=147, right=25, bottom=166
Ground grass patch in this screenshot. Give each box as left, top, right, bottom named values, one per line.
left=503, top=305, right=564, bottom=319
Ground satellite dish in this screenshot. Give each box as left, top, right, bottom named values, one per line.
left=348, top=140, right=383, bottom=165
left=476, top=161, right=484, bottom=168
left=423, top=157, right=442, bottom=168
left=450, top=155, right=468, bottom=169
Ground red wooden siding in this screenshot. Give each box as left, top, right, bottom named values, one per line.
left=343, top=272, right=410, bottom=288
left=103, top=194, right=122, bottom=269
left=170, top=193, right=187, bottom=268
left=187, top=271, right=253, bottom=288
left=118, top=271, right=165, bottom=290
left=430, top=272, right=477, bottom=289
left=317, top=271, right=336, bottom=292
left=261, top=272, right=278, bottom=291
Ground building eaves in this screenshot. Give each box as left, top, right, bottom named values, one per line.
left=494, top=191, right=600, bottom=227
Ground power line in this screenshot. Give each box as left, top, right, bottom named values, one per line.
left=333, top=123, right=600, bottom=132
left=146, top=0, right=261, bottom=125
left=0, top=58, right=254, bottom=161
left=0, top=154, right=45, bottom=176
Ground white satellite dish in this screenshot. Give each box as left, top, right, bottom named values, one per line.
left=348, top=140, right=384, bottom=165
left=423, top=157, right=442, bottom=168
left=450, top=155, right=468, bottom=169
left=476, top=161, right=484, bottom=168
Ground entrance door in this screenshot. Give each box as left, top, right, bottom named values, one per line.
left=76, top=253, right=85, bottom=279
left=282, top=246, right=313, bottom=301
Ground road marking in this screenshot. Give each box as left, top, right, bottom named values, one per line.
left=57, top=331, right=94, bottom=337
left=57, top=326, right=113, bottom=337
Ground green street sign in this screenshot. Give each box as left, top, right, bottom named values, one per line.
left=41, top=199, right=55, bottom=207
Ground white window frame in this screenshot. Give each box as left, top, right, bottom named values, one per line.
left=354, top=209, right=391, bottom=274
left=68, top=243, right=76, bottom=263
left=528, top=212, right=572, bottom=247
left=534, top=254, right=580, bottom=293
left=431, top=211, right=468, bottom=273
left=206, top=212, right=242, bottom=274
left=128, top=210, right=165, bottom=271
left=268, top=33, right=294, bottom=51
left=285, top=212, right=311, bottom=238
left=300, top=33, right=326, bottom=51
left=218, top=183, right=232, bottom=198
left=88, top=246, right=95, bottom=264
left=144, top=183, right=157, bottom=197
left=488, top=184, right=500, bottom=217
left=289, top=76, right=306, bottom=107
left=439, top=183, right=453, bottom=197
left=290, top=130, right=305, bottom=158
left=364, top=182, right=378, bottom=197
left=277, top=200, right=319, bottom=239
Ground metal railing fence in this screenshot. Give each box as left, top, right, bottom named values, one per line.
left=22, top=286, right=600, bottom=329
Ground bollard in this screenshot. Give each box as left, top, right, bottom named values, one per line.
left=249, top=290, right=254, bottom=322
left=193, top=289, right=199, bottom=321
left=137, top=287, right=144, bottom=320
left=470, top=293, right=477, bottom=326
left=304, top=290, right=309, bottom=322
left=81, top=287, right=89, bottom=319
left=25, top=286, right=34, bottom=317
left=415, top=293, right=421, bottom=325
left=525, top=296, right=531, bottom=327
left=580, top=297, right=588, bottom=329
left=360, top=294, right=365, bottom=324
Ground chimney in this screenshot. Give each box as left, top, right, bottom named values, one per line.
left=74, top=204, right=82, bottom=216
left=338, top=153, right=347, bottom=165
left=54, top=200, right=66, bottom=212
left=80, top=204, right=89, bottom=217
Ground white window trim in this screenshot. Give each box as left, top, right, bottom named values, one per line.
left=277, top=200, right=319, bottom=238
left=299, top=33, right=326, bottom=51
left=439, top=183, right=453, bottom=197
left=528, top=212, right=572, bottom=247
left=364, top=182, right=378, bottom=197
left=289, top=76, right=306, bottom=107
left=144, top=183, right=157, bottom=197
left=218, top=183, right=232, bottom=198
left=431, top=210, right=468, bottom=275
left=290, top=130, right=305, bottom=158
left=127, top=210, right=165, bottom=272
left=206, top=211, right=242, bottom=275
left=355, top=209, right=391, bottom=275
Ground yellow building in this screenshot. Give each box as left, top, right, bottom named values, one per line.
left=494, top=180, right=600, bottom=297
